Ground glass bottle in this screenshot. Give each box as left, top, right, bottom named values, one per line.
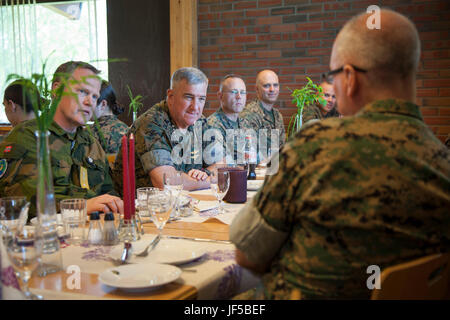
left=87, top=211, right=103, bottom=245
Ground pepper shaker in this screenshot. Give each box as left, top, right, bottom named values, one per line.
left=103, top=212, right=119, bottom=246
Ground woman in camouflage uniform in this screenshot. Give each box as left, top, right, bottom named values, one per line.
left=91, top=81, right=129, bottom=154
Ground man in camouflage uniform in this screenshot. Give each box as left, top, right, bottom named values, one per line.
left=91, top=114, right=128, bottom=154
left=113, top=67, right=217, bottom=192
left=0, top=61, right=123, bottom=219
left=302, top=80, right=339, bottom=125
left=230, top=10, right=450, bottom=299
left=207, top=74, right=247, bottom=165
left=240, top=70, right=286, bottom=162
left=90, top=81, right=128, bottom=154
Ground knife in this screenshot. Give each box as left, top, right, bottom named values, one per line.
left=166, top=235, right=232, bottom=244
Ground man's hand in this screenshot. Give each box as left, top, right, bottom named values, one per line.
left=86, top=194, right=124, bottom=214
left=187, top=169, right=208, bottom=181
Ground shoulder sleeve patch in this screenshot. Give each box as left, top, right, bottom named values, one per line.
left=0, top=159, right=8, bottom=178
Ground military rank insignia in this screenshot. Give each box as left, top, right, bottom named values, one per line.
left=4, top=145, right=12, bottom=153
left=0, top=159, right=7, bottom=179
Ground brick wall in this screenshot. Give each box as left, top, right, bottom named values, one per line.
left=198, top=0, right=450, bottom=143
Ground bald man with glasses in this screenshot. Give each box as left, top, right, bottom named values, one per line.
left=230, top=9, right=450, bottom=300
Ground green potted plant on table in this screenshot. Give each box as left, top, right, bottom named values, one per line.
left=287, top=77, right=327, bottom=139
left=127, top=85, right=144, bottom=123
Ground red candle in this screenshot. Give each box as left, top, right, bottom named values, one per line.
left=129, top=134, right=135, bottom=217
left=122, top=135, right=131, bottom=220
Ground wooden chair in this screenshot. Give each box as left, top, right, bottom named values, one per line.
left=371, top=253, right=449, bottom=300
left=107, top=153, right=117, bottom=169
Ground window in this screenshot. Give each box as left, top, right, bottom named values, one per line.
left=0, top=0, right=108, bottom=124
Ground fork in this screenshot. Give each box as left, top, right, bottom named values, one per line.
left=120, top=241, right=132, bottom=264
left=135, top=234, right=161, bottom=257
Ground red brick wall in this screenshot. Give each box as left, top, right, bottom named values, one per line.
left=198, top=0, right=450, bottom=143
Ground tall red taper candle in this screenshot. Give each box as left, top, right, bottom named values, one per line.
left=121, top=135, right=131, bottom=220
left=129, top=134, right=135, bottom=217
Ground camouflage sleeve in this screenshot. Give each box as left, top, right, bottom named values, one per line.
left=134, top=117, right=173, bottom=173
left=302, top=105, right=318, bottom=124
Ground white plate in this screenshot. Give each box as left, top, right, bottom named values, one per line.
left=110, top=238, right=206, bottom=265
left=247, top=180, right=264, bottom=191
left=99, top=263, right=181, bottom=289
left=30, top=214, right=63, bottom=226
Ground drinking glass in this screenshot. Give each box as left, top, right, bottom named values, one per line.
left=6, top=225, right=43, bottom=300
left=163, top=171, right=183, bottom=219
left=0, top=197, right=29, bottom=241
left=60, top=199, right=87, bottom=245
left=210, top=170, right=230, bottom=214
left=136, top=187, right=160, bottom=218
left=148, top=189, right=175, bottom=238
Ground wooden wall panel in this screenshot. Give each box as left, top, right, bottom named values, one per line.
left=107, top=0, right=170, bottom=125
left=170, top=0, right=198, bottom=75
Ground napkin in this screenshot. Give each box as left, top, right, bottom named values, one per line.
left=194, top=201, right=218, bottom=213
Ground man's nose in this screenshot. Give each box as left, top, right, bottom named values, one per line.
left=84, top=95, right=94, bottom=106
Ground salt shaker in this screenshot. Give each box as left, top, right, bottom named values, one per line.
left=87, top=211, right=103, bottom=245
left=102, top=212, right=119, bottom=246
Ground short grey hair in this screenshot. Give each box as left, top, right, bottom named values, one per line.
left=334, top=9, right=421, bottom=80
left=219, top=74, right=244, bottom=92
left=170, top=67, right=208, bottom=89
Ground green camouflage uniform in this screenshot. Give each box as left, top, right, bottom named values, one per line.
left=302, top=103, right=339, bottom=125
left=207, top=107, right=246, bottom=164
left=230, top=99, right=450, bottom=299
left=240, top=99, right=286, bottom=153
left=0, top=119, right=117, bottom=219
left=90, top=115, right=129, bottom=154
left=112, top=100, right=212, bottom=194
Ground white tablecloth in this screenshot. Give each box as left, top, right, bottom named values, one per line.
left=30, top=189, right=261, bottom=300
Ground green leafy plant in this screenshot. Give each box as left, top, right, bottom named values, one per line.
left=127, top=85, right=144, bottom=121
left=287, top=77, right=327, bottom=138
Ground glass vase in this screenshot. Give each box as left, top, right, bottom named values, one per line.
left=34, top=130, right=63, bottom=277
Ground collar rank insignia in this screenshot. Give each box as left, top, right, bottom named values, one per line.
left=4, top=146, right=12, bottom=153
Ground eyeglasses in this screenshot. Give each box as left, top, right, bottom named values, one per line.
left=224, top=89, right=247, bottom=96
left=324, top=65, right=367, bottom=82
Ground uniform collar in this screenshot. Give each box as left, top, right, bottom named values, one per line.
left=48, top=121, right=90, bottom=143
left=357, top=99, right=423, bottom=121
left=217, top=107, right=239, bottom=125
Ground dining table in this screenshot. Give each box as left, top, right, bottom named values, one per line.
left=26, top=170, right=268, bottom=300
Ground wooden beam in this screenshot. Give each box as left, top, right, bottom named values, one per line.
left=170, top=0, right=198, bottom=75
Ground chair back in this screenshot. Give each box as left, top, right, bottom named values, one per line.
left=371, top=253, right=449, bottom=300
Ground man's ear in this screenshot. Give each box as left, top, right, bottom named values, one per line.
left=8, top=100, right=16, bottom=112
left=217, top=90, right=223, bottom=100
left=344, top=65, right=357, bottom=98
left=51, top=81, right=61, bottom=98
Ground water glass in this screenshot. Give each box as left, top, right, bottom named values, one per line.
left=6, top=226, right=43, bottom=300
left=148, top=189, right=175, bottom=236
left=136, top=187, right=159, bottom=218
left=0, top=197, right=29, bottom=240
left=60, top=199, right=87, bottom=245
left=163, top=171, right=183, bottom=219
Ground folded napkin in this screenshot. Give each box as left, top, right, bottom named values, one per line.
left=194, top=200, right=218, bottom=213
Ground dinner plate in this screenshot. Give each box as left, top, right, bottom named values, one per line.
left=99, top=263, right=181, bottom=289
left=247, top=180, right=264, bottom=191
left=110, top=238, right=206, bottom=265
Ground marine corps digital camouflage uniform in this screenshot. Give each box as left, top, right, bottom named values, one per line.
left=112, top=100, right=212, bottom=194
left=90, top=115, right=129, bottom=154
left=207, top=107, right=246, bottom=165
left=0, top=120, right=117, bottom=219
left=230, top=99, right=450, bottom=299
left=240, top=99, right=286, bottom=155
left=302, top=103, right=339, bottom=125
